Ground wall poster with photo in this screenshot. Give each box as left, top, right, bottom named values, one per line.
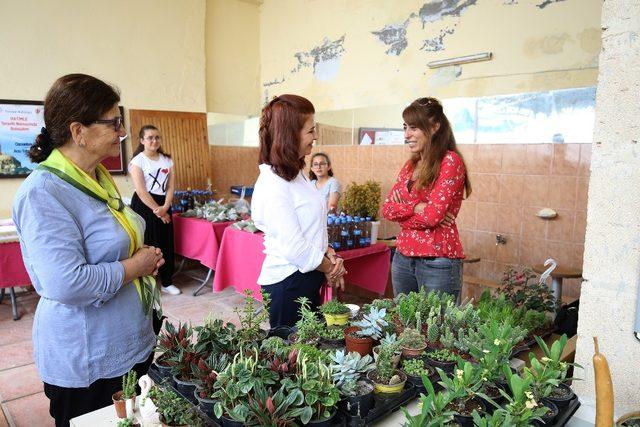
left=0, top=100, right=127, bottom=177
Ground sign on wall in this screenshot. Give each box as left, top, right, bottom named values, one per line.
left=0, top=100, right=126, bottom=177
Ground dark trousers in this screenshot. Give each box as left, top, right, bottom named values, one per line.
left=263, top=270, right=325, bottom=327
left=43, top=352, right=154, bottom=427
left=130, top=192, right=175, bottom=286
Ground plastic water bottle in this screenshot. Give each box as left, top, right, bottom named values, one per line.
left=340, top=217, right=350, bottom=252
left=353, top=217, right=363, bottom=249
left=364, top=217, right=372, bottom=247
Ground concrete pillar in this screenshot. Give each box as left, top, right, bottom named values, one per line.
left=573, top=0, right=640, bottom=417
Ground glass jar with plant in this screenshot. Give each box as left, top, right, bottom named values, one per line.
left=437, top=361, right=486, bottom=425
left=292, top=297, right=323, bottom=344
left=345, top=306, right=388, bottom=356
left=320, top=300, right=351, bottom=326
left=366, top=341, right=407, bottom=394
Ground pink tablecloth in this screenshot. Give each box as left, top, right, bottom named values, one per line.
left=0, top=242, right=31, bottom=288
left=212, top=227, right=391, bottom=300
left=172, top=215, right=234, bottom=269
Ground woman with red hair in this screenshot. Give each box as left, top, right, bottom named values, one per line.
left=251, top=95, right=346, bottom=327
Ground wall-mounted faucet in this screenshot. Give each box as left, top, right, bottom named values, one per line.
left=496, top=234, right=507, bottom=245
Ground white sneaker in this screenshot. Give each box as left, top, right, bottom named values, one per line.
left=161, top=285, right=181, bottom=295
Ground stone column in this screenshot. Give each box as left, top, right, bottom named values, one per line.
left=573, top=0, right=640, bottom=416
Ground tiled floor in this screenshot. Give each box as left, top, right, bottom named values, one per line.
left=0, top=260, right=370, bottom=426
left=0, top=261, right=259, bottom=426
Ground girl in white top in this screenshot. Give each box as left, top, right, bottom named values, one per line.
left=129, top=125, right=180, bottom=296
left=309, top=152, right=341, bottom=213
left=251, top=95, right=346, bottom=327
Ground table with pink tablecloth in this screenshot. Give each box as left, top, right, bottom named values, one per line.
left=0, top=242, right=32, bottom=320
left=173, top=214, right=234, bottom=270
left=212, top=227, right=391, bottom=301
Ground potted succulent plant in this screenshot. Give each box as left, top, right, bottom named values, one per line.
left=167, top=344, right=202, bottom=397
left=291, top=297, right=323, bottom=345
left=320, top=300, right=351, bottom=326
left=154, top=386, right=203, bottom=427
left=112, top=370, right=137, bottom=419
left=234, top=289, right=270, bottom=344
left=116, top=417, right=140, bottom=427
left=425, top=348, right=459, bottom=374
left=372, top=333, right=402, bottom=368
left=399, top=326, right=428, bottom=358
left=366, top=341, right=407, bottom=394
left=330, top=349, right=375, bottom=418
left=401, top=357, right=435, bottom=392
left=245, top=383, right=309, bottom=426
left=345, top=306, right=388, bottom=356
left=402, top=374, right=456, bottom=427
left=438, top=361, right=486, bottom=426
left=318, top=324, right=346, bottom=348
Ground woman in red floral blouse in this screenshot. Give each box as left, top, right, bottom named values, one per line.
left=382, top=97, right=472, bottom=299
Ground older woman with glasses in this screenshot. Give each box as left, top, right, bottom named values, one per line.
left=13, top=74, right=163, bottom=426
left=309, top=152, right=341, bottom=213
left=382, top=97, right=472, bottom=300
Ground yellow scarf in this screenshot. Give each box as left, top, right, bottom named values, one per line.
left=39, top=149, right=161, bottom=316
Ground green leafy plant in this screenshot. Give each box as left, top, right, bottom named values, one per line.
left=293, top=297, right=323, bottom=343
left=400, top=327, right=427, bottom=350
left=213, top=350, right=278, bottom=422
left=155, top=322, right=193, bottom=366
left=437, top=361, right=484, bottom=417
left=402, top=374, right=456, bottom=427
left=319, top=325, right=345, bottom=340
left=235, top=289, right=270, bottom=343
left=353, top=306, right=388, bottom=340
left=191, top=352, right=229, bottom=399
left=500, top=266, right=556, bottom=313
left=245, top=383, right=309, bottom=427
left=340, top=180, right=382, bottom=220
left=116, top=417, right=137, bottom=427
left=121, top=370, right=137, bottom=400
left=320, top=300, right=350, bottom=315
left=372, top=342, right=403, bottom=385
left=427, top=348, right=458, bottom=363
left=260, top=336, right=289, bottom=358
left=154, top=386, right=202, bottom=426
left=281, top=354, right=340, bottom=422
left=402, top=358, right=433, bottom=378
left=193, top=316, right=237, bottom=356
left=266, top=348, right=299, bottom=381
left=525, top=334, right=580, bottom=399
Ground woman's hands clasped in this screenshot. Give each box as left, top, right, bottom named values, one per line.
left=324, top=246, right=346, bottom=292
left=153, top=206, right=171, bottom=224
left=133, top=246, right=165, bottom=277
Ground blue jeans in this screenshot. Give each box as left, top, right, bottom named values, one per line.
left=391, top=252, right=462, bottom=300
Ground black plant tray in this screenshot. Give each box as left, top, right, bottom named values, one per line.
left=336, top=382, right=417, bottom=427
left=550, top=395, right=581, bottom=427
left=148, top=364, right=221, bottom=427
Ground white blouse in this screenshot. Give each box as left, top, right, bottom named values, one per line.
left=251, top=164, right=328, bottom=285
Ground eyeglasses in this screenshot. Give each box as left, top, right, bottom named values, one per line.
left=93, top=116, right=124, bottom=132
left=312, top=162, right=328, bottom=167
left=144, top=135, right=162, bottom=141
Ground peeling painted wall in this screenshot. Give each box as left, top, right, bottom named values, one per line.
left=572, top=0, right=640, bottom=416
left=260, top=0, right=602, bottom=112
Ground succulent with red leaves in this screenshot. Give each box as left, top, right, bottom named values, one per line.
left=191, top=353, right=229, bottom=398
left=155, top=322, right=193, bottom=366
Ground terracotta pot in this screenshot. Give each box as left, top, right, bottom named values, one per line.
left=112, top=391, right=127, bottom=419
left=344, top=326, right=373, bottom=356
left=401, top=343, right=427, bottom=358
